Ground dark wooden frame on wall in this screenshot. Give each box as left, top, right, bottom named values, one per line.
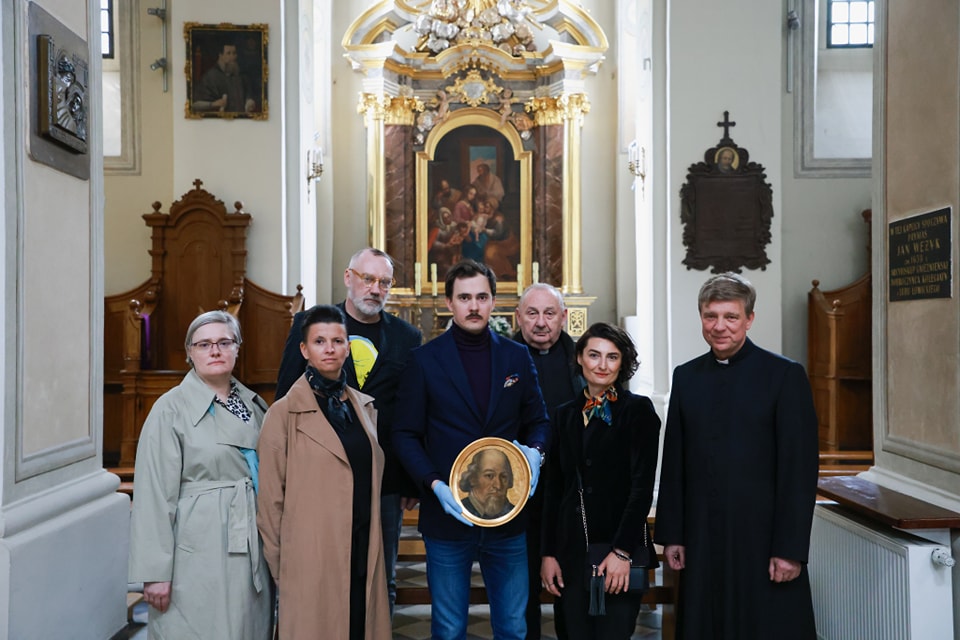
left=184, top=22, right=268, bottom=120
left=679, top=133, right=773, bottom=273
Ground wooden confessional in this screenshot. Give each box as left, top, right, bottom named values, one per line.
left=807, top=210, right=873, bottom=451
left=103, top=180, right=304, bottom=467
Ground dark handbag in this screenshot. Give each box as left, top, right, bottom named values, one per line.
left=586, top=543, right=650, bottom=592
left=576, top=469, right=649, bottom=615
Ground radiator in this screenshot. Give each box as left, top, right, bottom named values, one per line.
left=809, top=504, right=955, bottom=640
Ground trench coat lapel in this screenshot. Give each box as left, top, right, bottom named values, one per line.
left=215, top=411, right=260, bottom=449
left=285, top=375, right=351, bottom=467
left=179, top=370, right=260, bottom=449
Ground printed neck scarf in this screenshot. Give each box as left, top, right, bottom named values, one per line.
left=582, top=385, right=618, bottom=426
left=305, top=366, right=352, bottom=431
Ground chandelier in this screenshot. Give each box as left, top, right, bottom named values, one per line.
left=413, top=0, right=539, bottom=55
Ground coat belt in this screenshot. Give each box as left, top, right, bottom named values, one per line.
left=180, top=478, right=263, bottom=593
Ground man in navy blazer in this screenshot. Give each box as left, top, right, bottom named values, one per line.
left=393, top=260, right=550, bottom=640
left=275, top=247, right=422, bottom=616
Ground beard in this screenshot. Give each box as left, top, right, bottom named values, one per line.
left=349, top=292, right=386, bottom=317
left=472, top=492, right=507, bottom=517
left=222, top=60, right=240, bottom=75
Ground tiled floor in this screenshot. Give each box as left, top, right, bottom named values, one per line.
left=117, top=577, right=662, bottom=640
left=116, top=522, right=661, bottom=639
left=118, top=602, right=661, bottom=639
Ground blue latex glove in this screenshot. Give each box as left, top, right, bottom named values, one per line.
left=432, top=481, right=474, bottom=527
left=514, top=440, right=541, bottom=497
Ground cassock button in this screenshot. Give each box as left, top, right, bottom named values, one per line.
left=585, top=459, right=592, bottom=467
left=585, top=487, right=593, bottom=494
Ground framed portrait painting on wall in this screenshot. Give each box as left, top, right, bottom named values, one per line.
left=184, top=22, right=268, bottom=120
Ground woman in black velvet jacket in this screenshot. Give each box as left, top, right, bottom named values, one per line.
left=540, top=322, right=662, bottom=638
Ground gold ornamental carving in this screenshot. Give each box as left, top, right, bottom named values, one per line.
left=525, top=97, right=562, bottom=126
left=558, top=93, right=590, bottom=123
left=385, top=96, right=425, bottom=126
left=566, top=307, right=588, bottom=337
left=357, top=93, right=390, bottom=124
left=444, top=69, right=502, bottom=107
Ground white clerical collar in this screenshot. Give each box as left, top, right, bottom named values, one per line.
left=715, top=358, right=730, bottom=365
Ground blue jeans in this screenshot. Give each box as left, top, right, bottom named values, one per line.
left=381, top=493, right=403, bottom=617
left=424, top=532, right=528, bottom=640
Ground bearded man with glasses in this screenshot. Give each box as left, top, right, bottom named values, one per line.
left=275, top=247, right=422, bottom=618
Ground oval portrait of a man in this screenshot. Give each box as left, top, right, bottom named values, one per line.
left=449, top=437, right=531, bottom=527
left=714, top=146, right=740, bottom=173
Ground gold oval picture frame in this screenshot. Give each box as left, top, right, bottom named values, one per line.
left=449, top=437, right=532, bottom=528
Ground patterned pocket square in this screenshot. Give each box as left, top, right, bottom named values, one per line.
left=504, top=374, right=520, bottom=388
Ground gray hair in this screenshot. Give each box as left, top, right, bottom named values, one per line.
left=517, top=283, right=565, bottom=311
left=697, top=272, right=757, bottom=316
left=184, top=310, right=241, bottom=366
left=348, top=247, right=395, bottom=270
left=458, top=449, right=514, bottom=493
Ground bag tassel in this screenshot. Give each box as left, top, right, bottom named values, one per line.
left=588, top=565, right=606, bottom=616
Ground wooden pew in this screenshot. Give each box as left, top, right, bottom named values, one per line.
left=818, top=450, right=873, bottom=477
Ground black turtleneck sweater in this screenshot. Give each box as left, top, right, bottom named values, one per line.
left=451, top=322, right=492, bottom=418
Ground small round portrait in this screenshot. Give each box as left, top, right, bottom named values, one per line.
left=715, top=146, right=739, bottom=173
left=449, top=437, right=531, bottom=527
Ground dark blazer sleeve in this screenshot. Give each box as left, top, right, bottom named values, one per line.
left=611, top=395, right=662, bottom=557
left=372, top=315, right=423, bottom=498
left=540, top=401, right=576, bottom=558
left=391, top=349, right=441, bottom=491
left=275, top=311, right=307, bottom=401
left=654, top=366, right=686, bottom=547
left=517, top=346, right=551, bottom=451
left=770, top=361, right=819, bottom=562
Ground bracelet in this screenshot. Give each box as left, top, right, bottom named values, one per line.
left=613, top=549, right=631, bottom=562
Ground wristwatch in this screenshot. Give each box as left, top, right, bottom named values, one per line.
left=532, top=444, right=546, bottom=468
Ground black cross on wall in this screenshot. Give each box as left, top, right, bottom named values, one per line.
left=717, top=111, right=736, bottom=144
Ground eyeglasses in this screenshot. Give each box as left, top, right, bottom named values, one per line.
left=349, top=268, right=395, bottom=291
left=189, top=339, right=238, bottom=352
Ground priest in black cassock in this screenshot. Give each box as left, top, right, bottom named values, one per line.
left=655, top=272, right=819, bottom=640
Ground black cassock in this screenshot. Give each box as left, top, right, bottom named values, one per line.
left=655, top=338, right=819, bottom=640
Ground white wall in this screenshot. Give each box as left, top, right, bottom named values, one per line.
left=1, top=2, right=129, bottom=638
left=103, top=2, right=172, bottom=294
left=666, top=0, right=784, bottom=366
left=170, top=1, right=285, bottom=291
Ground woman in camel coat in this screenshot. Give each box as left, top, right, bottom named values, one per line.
left=257, top=305, right=390, bottom=640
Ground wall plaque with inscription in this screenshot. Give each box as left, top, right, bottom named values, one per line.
left=888, top=207, right=951, bottom=301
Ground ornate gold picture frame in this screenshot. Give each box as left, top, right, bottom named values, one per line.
left=449, top=437, right=531, bottom=528
left=418, top=108, right=532, bottom=294
left=184, top=23, right=268, bottom=120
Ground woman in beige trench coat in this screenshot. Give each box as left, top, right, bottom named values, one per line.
left=257, top=305, right=390, bottom=640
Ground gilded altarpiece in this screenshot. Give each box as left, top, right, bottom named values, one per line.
left=345, top=1, right=607, bottom=336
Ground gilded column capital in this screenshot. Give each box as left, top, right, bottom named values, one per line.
left=525, top=97, right=563, bottom=127
left=357, top=93, right=391, bottom=125
left=557, top=93, right=590, bottom=125
left=384, top=96, right=425, bottom=126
